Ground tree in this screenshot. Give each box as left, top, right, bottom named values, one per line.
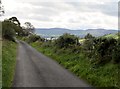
left=2, top=18, right=24, bottom=40
left=0, top=0, right=5, bottom=16
left=24, top=22, right=35, bottom=34
left=9, top=17, right=21, bottom=26
left=2, top=20, right=15, bottom=41
left=8, top=17, right=24, bottom=36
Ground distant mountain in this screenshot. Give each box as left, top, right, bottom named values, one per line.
left=35, top=28, right=118, bottom=38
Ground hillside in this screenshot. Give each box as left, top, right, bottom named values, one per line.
left=35, top=28, right=118, bottom=38
left=102, top=33, right=119, bottom=39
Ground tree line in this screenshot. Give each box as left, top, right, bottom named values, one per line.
left=2, top=17, right=35, bottom=41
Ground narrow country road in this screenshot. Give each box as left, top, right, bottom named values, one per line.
left=12, top=41, right=92, bottom=87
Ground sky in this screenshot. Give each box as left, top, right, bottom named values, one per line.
left=1, top=0, right=119, bottom=30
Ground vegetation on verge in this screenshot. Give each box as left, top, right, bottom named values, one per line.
left=0, top=41, right=2, bottom=87
left=2, top=16, right=35, bottom=87
left=2, top=40, right=17, bottom=87
left=26, top=33, right=120, bottom=88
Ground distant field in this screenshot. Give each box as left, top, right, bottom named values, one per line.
left=103, top=34, right=118, bottom=39
left=79, top=39, right=85, bottom=44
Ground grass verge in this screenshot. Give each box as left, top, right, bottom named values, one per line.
left=2, top=40, right=17, bottom=87
left=0, top=41, right=2, bottom=88
left=31, top=41, right=119, bottom=88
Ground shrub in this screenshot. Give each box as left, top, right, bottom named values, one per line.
left=84, top=33, right=95, bottom=39
left=112, top=38, right=120, bottom=63
left=91, top=38, right=117, bottom=65
left=41, top=41, right=53, bottom=48
left=54, top=33, right=79, bottom=48
left=26, top=35, right=44, bottom=43
left=26, top=35, right=40, bottom=43
left=2, top=21, right=16, bottom=41
left=82, top=34, right=95, bottom=57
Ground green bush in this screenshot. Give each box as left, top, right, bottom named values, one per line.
left=91, top=38, right=117, bottom=65
left=26, top=35, right=43, bottom=43
left=112, top=38, right=120, bottom=63
left=84, top=33, right=95, bottom=39
left=54, top=33, right=79, bottom=48
left=82, top=35, right=95, bottom=57
left=2, top=21, right=16, bottom=41
left=41, top=41, right=53, bottom=48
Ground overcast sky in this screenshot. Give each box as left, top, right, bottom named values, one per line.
left=1, top=0, right=119, bottom=30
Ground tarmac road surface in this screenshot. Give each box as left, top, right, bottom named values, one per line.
left=12, top=41, right=92, bottom=87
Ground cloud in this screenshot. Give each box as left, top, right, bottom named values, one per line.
left=1, top=0, right=118, bottom=29
left=67, top=1, right=118, bottom=17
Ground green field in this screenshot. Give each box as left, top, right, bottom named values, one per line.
left=2, top=40, right=17, bottom=87
left=103, top=33, right=119, bottom=39
left=31, top=41, right=119, bottom=88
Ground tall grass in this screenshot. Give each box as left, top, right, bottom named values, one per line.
left=2, top=40, right=17, bottom=87
left=0, top=41, right=2, bottom=88
left=31, top=42, right=119, bottom=88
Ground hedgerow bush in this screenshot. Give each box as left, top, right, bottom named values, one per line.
left=26, top=35, right=44, bottom=43
left=90, top=38, right=117, bottom=65
left=112, top=37, right=120, bottom=63
left=54, top=33, right=79, bottom=48
left=2, top=21, right=16, bottom=41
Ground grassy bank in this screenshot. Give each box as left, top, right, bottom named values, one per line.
left=2, top=40, right=17, bottom=87
left=31, top=41, right=119, bottom=88
left=0, top=41, right=2, bottom=88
